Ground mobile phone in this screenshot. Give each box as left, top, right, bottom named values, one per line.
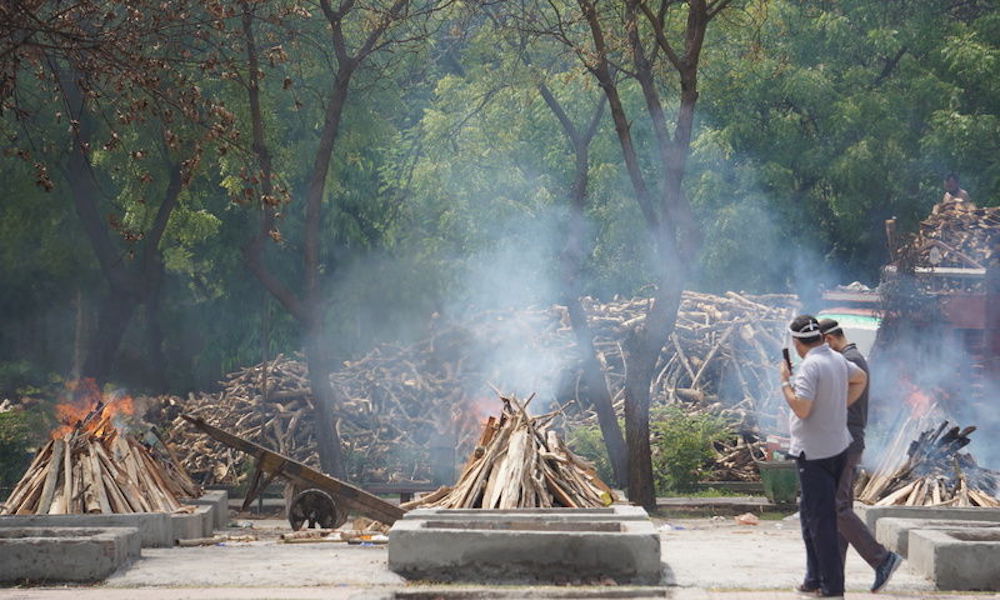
left=782, top=348, right=793, bottom=374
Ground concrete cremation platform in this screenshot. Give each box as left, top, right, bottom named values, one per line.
left=864, top=505, right=1000, bottom=531
left=402, top=505, right=650, bottom=522
left=875, top=517, right=1000, bottom=557
left=0, top=512, right=172, bottom=548
left=0, top=492, right=221, bottom=547
left=171, top=504, right=216, bottom=542
left=188, top=489, right=229, bottom=529
left=389, top=506, right=662, bottom=584
left=0, top=526, right=140, bottom=582
left=909, top=528, right=1000, bottom=591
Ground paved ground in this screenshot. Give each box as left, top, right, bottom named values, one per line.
left=3, top=513, right=1000, bottom=599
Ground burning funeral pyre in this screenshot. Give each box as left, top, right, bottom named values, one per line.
left=1, top=382, right=200, bottom=515
left=403, top=395, right=616, bottom=509
left=857, top=419, right=1000, bottom=508
left=154, top=290, right=797, bottom=487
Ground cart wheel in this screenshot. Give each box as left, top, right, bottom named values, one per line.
left=287, top=488, right=347, bottom=531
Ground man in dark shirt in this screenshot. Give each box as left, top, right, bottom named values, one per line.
left=819, top=319, right=902, bottom=593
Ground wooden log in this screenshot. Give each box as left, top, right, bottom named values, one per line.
left=89, top=443, right=113, bottom=513
left=3, top=440, right=53, bottom=515
left=543, top=469, right=578, bottom=508
left=691, top=324, right=736, bottom=388
left=37, top=438, right=65, bottom=515
left=907, top=479, right=926, bottom=506
left=60, top=434, right=73, bottom=514
left=13, top=475, right=45, bottom=515
left=71, top=460, right=83, bottom=513
left=876, top=480, right=919, bottom=506
left=400, top=485, right=451, bottom=510
left=969, top=489, right=1000, bottom=508
left=80, top=445, right=101, bottom=513
left=102, top=471, right=130, bottom=513
left=94, top=442, right=146, bottom=512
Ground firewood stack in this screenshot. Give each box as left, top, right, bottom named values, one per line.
left=857, top=420, right=1000, bottom=507
left=404, top=395, right=616, bottom=509
left=154, top=291, right=797, bottom=487
left=569, top=292, right=797, bottom=431
left=707, top=436, right=767, bottom=482
left=898, top=200, right=1000, bottom=293
left=563, top=291, right=797, bottom=478
left=1, top=395, right=200, bottom=515
left=155, top=350, right=490, bottom=486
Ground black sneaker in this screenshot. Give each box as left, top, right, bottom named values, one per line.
left=871, top=551, right=903, bottom=593
left=795, top=583, right=819, bottom=597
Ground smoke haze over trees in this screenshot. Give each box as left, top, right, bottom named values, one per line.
left=1, top=1, right=998, bottom=482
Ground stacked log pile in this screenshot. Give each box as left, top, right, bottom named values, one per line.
left=857, top=420, right=1000, bottom=507
left=158, top=291, right=797, bottom=486
left=898, top=200, right=1000, bottom=293
left=157, top=348, right=490, bottom=486
left=919, top=201, right=1000, bottom=266
left=570, top=291, right=798, bottom=437
left=707, top=436, right=768, bottom=482
left=1, top=398, right=200, bottom=515
left=405, top=395, right=616, bottom=509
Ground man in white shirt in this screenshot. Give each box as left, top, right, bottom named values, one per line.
left=942, top=172, right=970, bottom=203
left=779, top=315, right=867, bottom=599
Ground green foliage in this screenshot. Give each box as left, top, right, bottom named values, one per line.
left=650, top=405, right=733, bottom=495
left=0, top=361, right=49, bottom=398
left=565, top=423, right=615, bottom=486
left=0, top=410, right=39, bottom=490
left=2, top=0, right=999, bottom=398
left=691, top=0, right=1000, bottom=290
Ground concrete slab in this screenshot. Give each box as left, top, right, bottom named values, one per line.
left=0, top=526, right=140, bottom=582
left=875, top=517, right=1000, bottom=557
left=0, top=512, right=172, bottom=548
left=60, top=515, right=938, bottom=595
left=389, top=515, right=662, bottom=584
left=171, top=510, right=205, bottom=543
left=188, top=489, right=229, bottom=529
left=864, top=505, right=1000, bottom=531
left=909, top=528, right=1000, bottom=590
left=195, top=504, right=214, bottom=537
left=402, top=505, right=649, bottom=521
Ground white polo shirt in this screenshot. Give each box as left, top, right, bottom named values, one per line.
left=789, top=343, right=858, bottom=460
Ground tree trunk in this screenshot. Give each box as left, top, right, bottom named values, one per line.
left=144, top=265, right=169, bottom=392
left=565, top=297, right=629, bottom=485
left=71, top=288, right=86, bottom=380
left=622, top=358, right=656, bottom=509
left=61, top=70, right=182, bottom=389
left=537, top=84, right=628, bottom=486
left=83, top=289, right=139, bottom=386
left=304, top=330, right=346, bottom=479
left=623, top=279, right=685, bottom=509
left=574, top=0, right=715, bottom=508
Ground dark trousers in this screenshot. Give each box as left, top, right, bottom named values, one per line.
left=837, top=450, right=890, bottom=569
left=797, top=450, right=847, bottom=597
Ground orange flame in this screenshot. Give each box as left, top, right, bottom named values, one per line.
left=50, top=379, right=135, bottom=440
left=902, top=380, right=933, bottom=418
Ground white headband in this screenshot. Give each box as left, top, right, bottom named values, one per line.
left=789, top=322, right=822, bottom=338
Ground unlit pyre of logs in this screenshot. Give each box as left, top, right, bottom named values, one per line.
left=857, top=420, right=1000, bottom=507
left=1, top=401, right=200, bottom=515
left=404, top=395, right=616, bottom=509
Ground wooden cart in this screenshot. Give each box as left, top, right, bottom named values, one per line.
left=181, top=414, right=405, bottom=529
